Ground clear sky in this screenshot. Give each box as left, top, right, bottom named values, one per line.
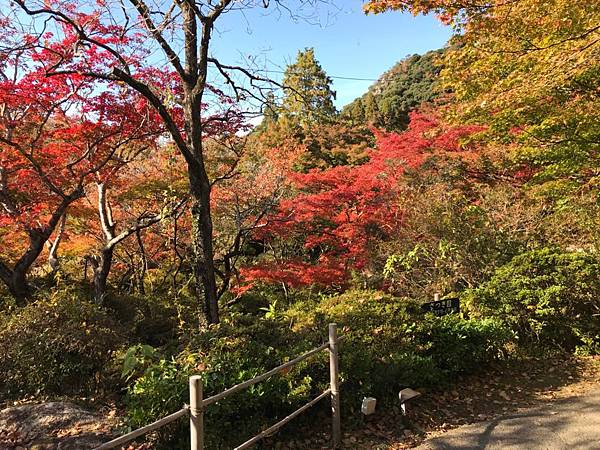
left=209, top=2, right=452, bottom=108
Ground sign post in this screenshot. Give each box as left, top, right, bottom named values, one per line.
left=421, top=293, right=460, bottom=316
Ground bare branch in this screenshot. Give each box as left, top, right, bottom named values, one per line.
left=127, top=0, right=186, bottom=77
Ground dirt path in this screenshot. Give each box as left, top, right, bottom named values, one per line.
left=415, top=389, right=600, bottom=449
left=274, top=356, right=600, bottom=449
left=381, top=356, right=600, bottom=450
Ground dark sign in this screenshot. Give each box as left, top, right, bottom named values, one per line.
left=421, top=297, right=460, bottom=316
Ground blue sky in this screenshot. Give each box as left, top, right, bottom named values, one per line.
left=210, top=3, right=452, bottom=108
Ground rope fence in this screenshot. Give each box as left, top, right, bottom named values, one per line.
left=93, top=323, right=342, bottom=450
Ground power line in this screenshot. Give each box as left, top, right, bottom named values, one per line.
left=259, top=69, right=378, bottom=82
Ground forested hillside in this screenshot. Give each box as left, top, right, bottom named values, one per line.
left=342, top=48, right=444, bottom=130
left=0, top=0, right=598, bottom=448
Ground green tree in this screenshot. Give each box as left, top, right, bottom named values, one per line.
left=251, top=48, right=371, bottom=171
left=253, top=91, right=280, bottom=135
left=280, top=48, right=337, bottom=128
left=362, top=92, right=382, bottom=126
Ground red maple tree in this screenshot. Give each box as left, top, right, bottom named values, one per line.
left=240, top=112, right=484, bottom=289
left=0, top=53, right=161, bottom=300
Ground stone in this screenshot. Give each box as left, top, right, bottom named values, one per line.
left=0, top=402, right=117, bottom=450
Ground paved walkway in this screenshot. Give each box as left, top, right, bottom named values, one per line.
left=415, top=390, right=600, bottom=449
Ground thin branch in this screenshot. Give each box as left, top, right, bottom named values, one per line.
left=127, top=0, right=186, bottom=77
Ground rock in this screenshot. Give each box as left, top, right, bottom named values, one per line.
left=499, top=390, right=511, bottom=401
left=0, top=402, right=117, bottom=450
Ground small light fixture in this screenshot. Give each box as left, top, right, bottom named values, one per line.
left=399, top=388, right=421, bottom=415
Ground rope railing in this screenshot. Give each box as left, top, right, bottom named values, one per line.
left=202, top=342, right=330, bottom=408
left=93, top=323, right=342, bottom=450
left=94, top=406, right=190, bottom=450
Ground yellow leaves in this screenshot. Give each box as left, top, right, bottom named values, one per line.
left=438, top=0, right=600, bottom=129
left=363, top=0, right=423, bottom=15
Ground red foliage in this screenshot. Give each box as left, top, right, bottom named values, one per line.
left=240, top=111, right=482, bottom=289
left=0, top=59, right=160, bottom=265
left=20, top=10, right=247, bottom=142
left=0, top=17, right=249, bottom=293
left=241, top=261, right=347, bottom=289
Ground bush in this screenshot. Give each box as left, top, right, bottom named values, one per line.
left=464, top=248, right=600, bottom=353
left=122, top=319, right=328, bottom=449
left=291, top=291, right=511, bottom=399
left=414, top=315, right=513, bottom=376
left=122, top=289, right=513, bottom=449
left=290, top=291, right=433, bottom=401
left=0, top=287, right=127, bottom=400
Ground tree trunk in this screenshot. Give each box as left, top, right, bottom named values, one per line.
left=190, top=190, right=220, bottom=325
left=0, top=192, right=80, bottom=303
left=183, top=51, right=220, bottom=325
left=135, top=229, right=147, bottom=295
left=0, top=268, right=30, bottom=305
left=0, top=229, right=56, bottom=304
left=92, top=247, right=114, bottom=304
left=47, top=213, right=67, bottom=274
left=187, top=146, right=219, bottom=325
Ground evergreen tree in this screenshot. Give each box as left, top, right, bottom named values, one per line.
left=280, top=48, right=337, bottom=128
left=363, top=92, right=383, bottom=127
left=254, top=91, right=279, bottom=134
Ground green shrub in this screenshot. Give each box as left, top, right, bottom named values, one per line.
left=0, top=287, right=127, bottom=400
left=464, top=248, right=600, bottom=353
left=293, top=291, right=431, bottom=401
left=123, top=320, right=327, bottom=449
left=413, top=315, right=513, bottom=376
left=298, top=291, right=511, bottom=397
left=122, top=289, right=513, bottom=449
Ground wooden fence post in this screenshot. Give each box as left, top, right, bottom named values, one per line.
left=329, top=323, right=341, bottom=447
left=190, top=375, right=204, bottom=450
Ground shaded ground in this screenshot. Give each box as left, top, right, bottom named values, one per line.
left=414, top=390, right=600, bottom=449
left=273, top=355, right=600, bottom=449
